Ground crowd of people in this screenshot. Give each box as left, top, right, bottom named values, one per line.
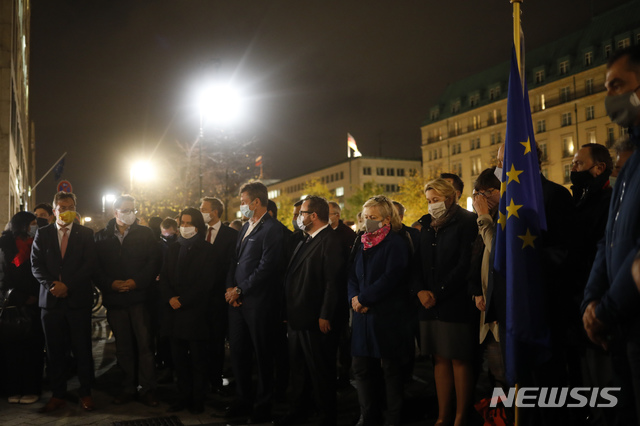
left=0, top=44, right=640, bottom=426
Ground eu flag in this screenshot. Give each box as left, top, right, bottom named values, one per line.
left=493, top=46, right=551, bottom=386
left=53, top=158, right=65, bottom=181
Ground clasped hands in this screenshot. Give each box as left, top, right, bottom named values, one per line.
left=417, top=290, right=436, bottom=309
left=583, top=300, right=609, bottom=351
left=50, top=281, right=68, bottom=298
left=351, top=295, right=369, bottom=314
left=112, top=279, right=137, bottom=293
left=225, top=287, right=242, bottom=307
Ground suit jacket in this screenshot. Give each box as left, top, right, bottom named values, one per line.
left=160, top=236, right=214, bottom=340
left=209, top=224, right=238, bottom=312
left=227, top=213, right=284, bottom=310
left=93, top=219, right=159, bottom=308
left=31, top=223, right=96, bottom=310
left=285, top=226, right=345, bottom=331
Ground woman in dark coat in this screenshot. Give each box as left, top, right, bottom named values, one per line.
left=160, top=208, right=214, bottom=414
left=348, top=195, right=412, bottom=426
left=0, top=211, right=44, bottom=404
left=413, top=178, right=478, bottom=426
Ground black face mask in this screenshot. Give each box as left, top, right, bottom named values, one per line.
left=161, top=234, right=177, bottom=244
left=570, top=169, right=595, bottom=188
left=36, top=217, right=50, bottom=228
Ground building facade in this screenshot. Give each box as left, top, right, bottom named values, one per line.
left=0, top=0, right=34, bottom=226
left=421, top=2, right=638, bottom=197
left=265, top=156, right=420, bottom=209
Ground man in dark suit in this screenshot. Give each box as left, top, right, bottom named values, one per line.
left=276, top=196, right=345, bottom=426
left=94, top=195, right=160, bottom=406
left=31, top=192, right=97, bottom=413
left=224, top=182, right=284, bottom=423
left=199, top=196, right=238, bottom=394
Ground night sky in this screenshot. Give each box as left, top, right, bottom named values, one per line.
left=30, top=0, right=628, bottom=214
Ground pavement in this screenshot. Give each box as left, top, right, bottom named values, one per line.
left=0, top=313, right=488, bottom=426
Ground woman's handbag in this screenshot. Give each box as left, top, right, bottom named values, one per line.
left=0, top=289, right=33, bottom=341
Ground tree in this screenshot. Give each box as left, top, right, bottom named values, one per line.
left=343, top=181, right=385, bottom=223
left=273, top=192, right=295, bottom=231
left=302, top=179, right=332, bottom=199
left=394, top=171, right=428, bottom=225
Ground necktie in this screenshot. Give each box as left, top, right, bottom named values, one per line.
left=206, top=227, right=213, bottom=243
left=61, top=227, right=69, bottom=259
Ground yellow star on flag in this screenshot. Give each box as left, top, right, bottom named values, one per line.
left=518, top=228, right=537, bottom=249
left=520, top=139, right=531, bottom=155
left=506, top=164, right=524, bottom=184
left=500, top=181, right=507, bottom=197
left=497, top=211, right=507, bottom=230
left=506, top=198, right=523, bottom=219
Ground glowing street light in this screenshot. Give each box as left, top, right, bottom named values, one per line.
left=130, top=161, right=154, bottom=192
left=196, top=84, right=243, bottom=196
left=102, top=193, right=116, bottom=213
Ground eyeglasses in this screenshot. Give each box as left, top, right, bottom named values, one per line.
left=56, top=205, right=76, bottom=212
left=117, top=209, right=138, bottom=215
left=473, top=190, right=494, bottom=198
left=299, top=210, right=315, bottom=215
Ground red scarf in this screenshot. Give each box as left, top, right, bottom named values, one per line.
left=361, top=224, right=390, bottom=250
left=12, top=237, right=34, bottom=267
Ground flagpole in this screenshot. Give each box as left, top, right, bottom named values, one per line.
left=511, top=2, right=522, bottom=425
left=512, top=0, right=522, bottom=73
left=32, top=152, right=67, bottom=191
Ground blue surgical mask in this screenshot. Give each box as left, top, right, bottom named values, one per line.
left=240, top=203, right=254, bottom=220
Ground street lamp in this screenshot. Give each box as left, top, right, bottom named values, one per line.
left=130, top=161, right=154, bottom=192
left=102, top=193, right=116, bottom=213
left=197, top=84, right=242, bottom=197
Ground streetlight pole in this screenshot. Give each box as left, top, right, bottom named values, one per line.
left=199, top=113, right=204, bottom=198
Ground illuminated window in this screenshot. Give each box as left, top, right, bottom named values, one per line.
left=335, top=187, right=344, bottom=197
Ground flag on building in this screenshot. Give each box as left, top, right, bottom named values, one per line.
left=53, top=158, right=65, bottom=181
left=255, top=156, right=263, bottom=167
left=493, top=45, right=551, bottom=386
left=347, top=133, right=362, bottom=158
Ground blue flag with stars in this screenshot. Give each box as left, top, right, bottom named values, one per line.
left=494, top=46, right=551, bottom=386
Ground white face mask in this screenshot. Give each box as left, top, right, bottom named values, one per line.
left=296, top=214, right=308, bottom=232
left=118, top=211, right=136, bottom=226
left=428, top=201, right=447, bottom=219
left=494, top=166, right=503, bottom=182
left=180, top=226, right=197, bottom=239
left=201, top=212, right=212, bottom=223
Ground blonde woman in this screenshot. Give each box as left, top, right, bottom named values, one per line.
left=412, top=178, right=478, bottom=426
left=348, top=195, right=413, bottom=426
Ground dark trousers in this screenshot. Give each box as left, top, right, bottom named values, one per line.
left=171, top=337, right=208, bottom=406
left=41, top=307, right=94, bottom=398
left=2, top=309, right=45, bottom=396
left=107, top=303, right=156, bottom=394
left=352, top=356, right=404, bottom=425
left=208, top=303, right=228, bottom=390
left=288, top=327, right=338, bottom=425
left=228, top=305, right=275, bottom=414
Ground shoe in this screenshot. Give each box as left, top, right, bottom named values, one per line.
left=8, top=395, right=21, bottom=404
left=112, top=393, right=134, bottom=405
left=140, top=391, right=159, bottom=407
left=38, top=397, right=66, bottom=413
left=167, top=402, right=187, bottom=413
left=19, top=395, right=39, bottom=404
left=80, top=396, right=96, bottom=411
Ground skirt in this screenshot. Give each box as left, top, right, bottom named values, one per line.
left=419, top=319, right=474, bottom=362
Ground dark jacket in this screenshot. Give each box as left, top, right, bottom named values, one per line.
left=412, top=207, right=478, bottom=323
left=571, top=173, right=612, bottom=295
left=348, top=230, right=412, bottom=359
left=31, top=223, right=96, bottom=310
left=583, top=128, right=640, bottom=327
left=333, top=220, right=357, bottom=255
left=94, top=219, right=160, bottom=309
left=285, top=226, right=345, bottom=330
left=0, top=234, right=40, bottom=306
left=227, top=213, right=284, bottom=310
left=160, top=235, right=215, bottom=340
left=209, top=224, right=238, bottom=298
